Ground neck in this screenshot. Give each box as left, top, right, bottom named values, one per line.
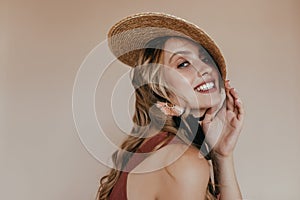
left=189, top=108, right=207, bottom=120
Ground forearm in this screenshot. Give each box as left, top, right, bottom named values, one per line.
left=212, top=154, right=242, bottom=200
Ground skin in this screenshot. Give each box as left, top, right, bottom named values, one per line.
left=203, top=80, right=244, bottom=199
left=162, top=37, right=245, bottom=199
left=162, top=37, right=225, bottom=118
left=127, top=37, right=245, bottom=200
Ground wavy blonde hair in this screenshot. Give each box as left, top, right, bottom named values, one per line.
left=97, top=36, right=219, bottom=200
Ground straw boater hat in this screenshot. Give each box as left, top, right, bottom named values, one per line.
left=108, top=12, right=226, bottom=81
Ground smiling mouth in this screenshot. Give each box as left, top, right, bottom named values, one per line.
left=194, top=80, right=216, bottom=93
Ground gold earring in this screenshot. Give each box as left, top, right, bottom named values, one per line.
left=155, top=102, right=184, bottom=116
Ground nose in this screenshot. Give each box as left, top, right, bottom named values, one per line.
left=193, top=60, right=212, bottom=78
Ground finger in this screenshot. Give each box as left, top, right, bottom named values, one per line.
left=225, top=80, right=231, bottom=89
left=235, top=98, right=245, bottom=121
left=226, top=88, right=235, bottom=111
left=231, top=88, right=244, bottom=117
left=225, top=81, right=235, bottom=110
left=230, top=88, right=239, bottom=100
left=232, top=90, right=239, bottom=115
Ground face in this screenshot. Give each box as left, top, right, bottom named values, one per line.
left=162, top=37, right=224, bottom=116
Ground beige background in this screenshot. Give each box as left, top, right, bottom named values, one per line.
left=1, top=0, right=300, bottom=199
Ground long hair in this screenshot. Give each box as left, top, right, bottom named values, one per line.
left=97, top=36, right=219, bottom=200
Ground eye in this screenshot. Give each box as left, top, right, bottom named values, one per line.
left=201, top=56, right=212, bottom=64
left=177, top=60, right=190, bottom=69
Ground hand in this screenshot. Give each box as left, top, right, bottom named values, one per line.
left=201, top=80, right=245, bottom=158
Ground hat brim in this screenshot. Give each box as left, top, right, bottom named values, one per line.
left=108, top=12, right=226, bottom=81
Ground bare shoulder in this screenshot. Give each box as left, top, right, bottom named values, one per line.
left=128, top=143, right=210, bottom=199
left=157, top=144, right=210, bottom=199
left=165, top=144, right=210, bottom=180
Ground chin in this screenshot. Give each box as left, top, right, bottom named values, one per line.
left=205, top=93, right=222, bottom=103
left=211, top=96, right=223, bottom=106
left=180, top=90, right=224, bottom=110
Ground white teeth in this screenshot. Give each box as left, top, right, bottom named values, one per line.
left=196, top=82, right=214, bottom=91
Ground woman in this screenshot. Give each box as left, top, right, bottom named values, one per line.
left=98, top=13, right=244, bottom=200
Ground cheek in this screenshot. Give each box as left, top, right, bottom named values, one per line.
left=212, top=67, right=224, bottom=88
left=163, top=68, right=193, bottom=93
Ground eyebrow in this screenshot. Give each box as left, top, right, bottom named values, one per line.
left=168, top=51, right=192, bottom=63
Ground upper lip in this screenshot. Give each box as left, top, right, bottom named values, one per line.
left=193, top=79, right=215, bottom=90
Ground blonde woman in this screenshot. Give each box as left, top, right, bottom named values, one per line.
left=98, top=13, right=244, bottom=200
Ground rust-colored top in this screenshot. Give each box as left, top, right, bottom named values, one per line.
left=109, top=132, right=182, bottom=200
